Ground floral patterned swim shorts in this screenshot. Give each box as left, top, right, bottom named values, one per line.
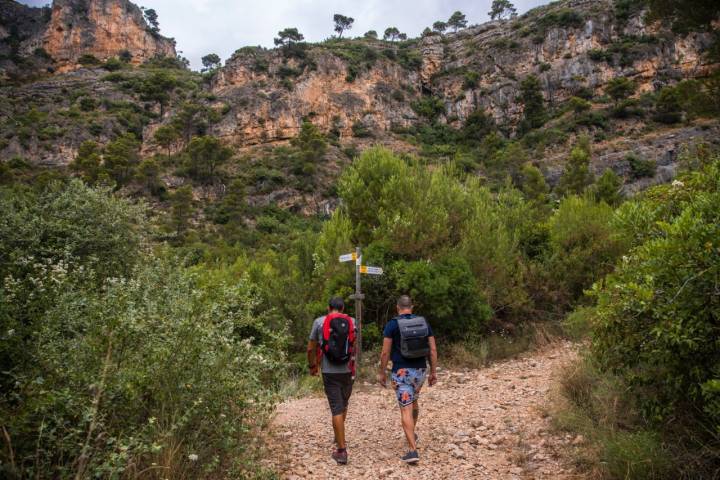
left=391, top=368, right=427, bottom=407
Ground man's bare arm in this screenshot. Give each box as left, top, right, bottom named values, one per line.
left=377, top=338, right=392, bottom=387
left=428, top=336, right=438, bottom=386
left=307, top=340, right=319, bottom=375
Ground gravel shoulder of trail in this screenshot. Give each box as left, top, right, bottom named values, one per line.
left=265, top=341, right=580, bottom=479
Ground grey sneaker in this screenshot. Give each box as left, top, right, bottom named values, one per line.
left=332, top=448, right=348, bottom=465
left=401, top=450, right=419, bottom=464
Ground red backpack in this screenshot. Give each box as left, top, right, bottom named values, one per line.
left=320, top=312, right=355, bottom=364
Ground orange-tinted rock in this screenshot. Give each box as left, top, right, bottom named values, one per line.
left=43, top=0, right=175, bottom=73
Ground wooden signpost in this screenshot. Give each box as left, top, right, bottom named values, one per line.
left=338, top=246, right=383, bottom=369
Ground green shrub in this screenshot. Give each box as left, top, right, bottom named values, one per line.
left=588, top=48, right=612, bottom=62
left=567, top=96, right=592, bottom=113
left=538, top=8, right=584, bottom=30
left=463, top=70, right=480, bottom=89
left=653, top=86, right=683, bottom=124
left=393, top=254, right=492, bottom=339
left=411, top=96, right=446, bottom=121
left=351, top=120, right=373, bottom=138
left=562, top=306, right=596, bottom=340
left=592, top=159, right=720, bottom=430
left=78, top=54, right=100, bottom=66
left=626, top=152, right=656, bottom=179
left=591, top=168, right=624, bottom=206
left=544, top=195, right=624, bottom=308
left=78, top=97, right=97, bottom=111
left=102, top=57, right=124, bottom=71
left=0, top=225, right=286, bottom=478
left=556, top=143, right=595, bottom=196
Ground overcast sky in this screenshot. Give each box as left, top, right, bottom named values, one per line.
left=20, top=0, right=549, bottom=69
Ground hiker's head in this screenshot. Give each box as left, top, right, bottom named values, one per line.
left=328, top=297, right=345, bottom=313
left=396, top=295, right=413, bottom=314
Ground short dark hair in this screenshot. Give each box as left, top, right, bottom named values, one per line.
left=396, top=295, right=413, bottom=309
left=329, top=297, right=345, bottom=311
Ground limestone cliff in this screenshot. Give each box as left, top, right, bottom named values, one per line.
left=211, top=0, right=715, bottom=146
left=43, top=0, right=176, bottom=72
left=422, top=0, right=716, bottom=129
left=211, top=47, right=421, bottom=146
left=0, top=0, right=176, bottom=76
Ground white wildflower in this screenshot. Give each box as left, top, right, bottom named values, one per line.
left=672, top=180, right=684, bottom=188
left=188, top=453, right=199, bottom=462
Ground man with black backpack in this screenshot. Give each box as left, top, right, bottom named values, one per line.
left=377, top=295, right=438, bottom=464
left=307, top=297, right=356, bottom=465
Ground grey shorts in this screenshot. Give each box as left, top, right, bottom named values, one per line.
left=322, top=373, right=353, bottom=416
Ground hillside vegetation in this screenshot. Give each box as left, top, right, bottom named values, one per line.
left=1, top=0, right=720, bottom=478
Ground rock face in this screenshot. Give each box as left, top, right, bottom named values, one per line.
left=0, top=0, right=176, bottom=75
left=422, top=0, right=716, bottom=129
left=212, top=0, right=716, bottom=146
left=43, top=0, right=176, bottom=72
left=211, top=48, right=420, bottom=146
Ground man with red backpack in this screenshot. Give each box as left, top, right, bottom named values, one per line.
left=307, top=297, right=356, bottom=465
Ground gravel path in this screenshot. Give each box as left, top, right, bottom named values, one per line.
left=267, top=342, right=579, bottom=479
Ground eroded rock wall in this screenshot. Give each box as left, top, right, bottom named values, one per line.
left=212, top=0, right=715, bottom=146
left=43, top=0, right=175, bottom=72
left=211, top=49, right=421, bottom=146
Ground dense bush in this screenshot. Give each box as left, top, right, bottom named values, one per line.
left=543, top=195, right=625, bottom=309
left=592, top=159, right=720, bottom=430
left=555, top=154, right=720, bottom=479
left=0, top=181, right=286, bottom=478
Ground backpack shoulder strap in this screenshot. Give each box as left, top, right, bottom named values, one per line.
left=322, top=313, right=336, bottom=343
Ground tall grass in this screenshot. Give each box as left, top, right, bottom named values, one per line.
left=551, top=358, right=681, bottom=479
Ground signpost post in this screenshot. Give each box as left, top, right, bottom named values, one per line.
left=338, top=247, right=383, bottom=375
left=354, top=246, right=363, bottom=368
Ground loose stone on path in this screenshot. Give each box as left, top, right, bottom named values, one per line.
left=265, top=342, right=577, bottom=479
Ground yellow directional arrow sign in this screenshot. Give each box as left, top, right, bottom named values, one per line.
left=359, top=265, right=383, bottom=275
left=338, top=252, right=357, bottom=262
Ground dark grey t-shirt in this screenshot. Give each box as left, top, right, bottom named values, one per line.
left=309, top=315, right=355, bottom=374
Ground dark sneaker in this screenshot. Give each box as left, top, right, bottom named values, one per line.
left=401, top=450, right=420, bottom=464
left=332, top=449, right=348, bottom=465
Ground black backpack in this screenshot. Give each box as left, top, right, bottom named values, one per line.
left=397, top=315, right=430, bottom=359
left=321, top=312, right=355, bottom=364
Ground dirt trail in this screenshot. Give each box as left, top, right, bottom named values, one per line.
left=266, top=342, right=579, bottom=479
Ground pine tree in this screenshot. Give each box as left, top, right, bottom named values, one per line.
left=518, top=74, right=546, bottom=133
left=154, top=124, right=180, bottom=159
left=556, top=143, right=595, bottom=196
left=489, top=0, right=517, bottom=20
left=70, top=141, right=103, bottom=184
left=169, top=185, right=194, bottom=238
left=592, top=169, right=624, bottom=206
left=448, top=11, right=468, bottom=32
left=432, top=21, right=447, bottom=33
left=333, top=14, right=354, bottom=38
left=520, top=163, right=549, bottom=205
left=274, top=28, right=304, bottom=47
left=201, top=53, right=221, bottom=72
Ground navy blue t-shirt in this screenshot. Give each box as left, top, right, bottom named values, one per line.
left=383, top=314, right=434, bottom=372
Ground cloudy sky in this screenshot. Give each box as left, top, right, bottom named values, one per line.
left=20, top=0, right=549, bottom=69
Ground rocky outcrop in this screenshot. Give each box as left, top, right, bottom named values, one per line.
left=43, top=0, right=176, bottom=72
left=211, top=0, right=716, bottom=146
left=423, top=0, right=716, bottom=129
left=211, top=48, right=420, bottom=146
left=0, top=0, right=176, bottom=76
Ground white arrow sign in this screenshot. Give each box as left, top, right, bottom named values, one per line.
left=339, top=252, right=357, bottom=262
left=359, top=266, right=383, bottom=275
